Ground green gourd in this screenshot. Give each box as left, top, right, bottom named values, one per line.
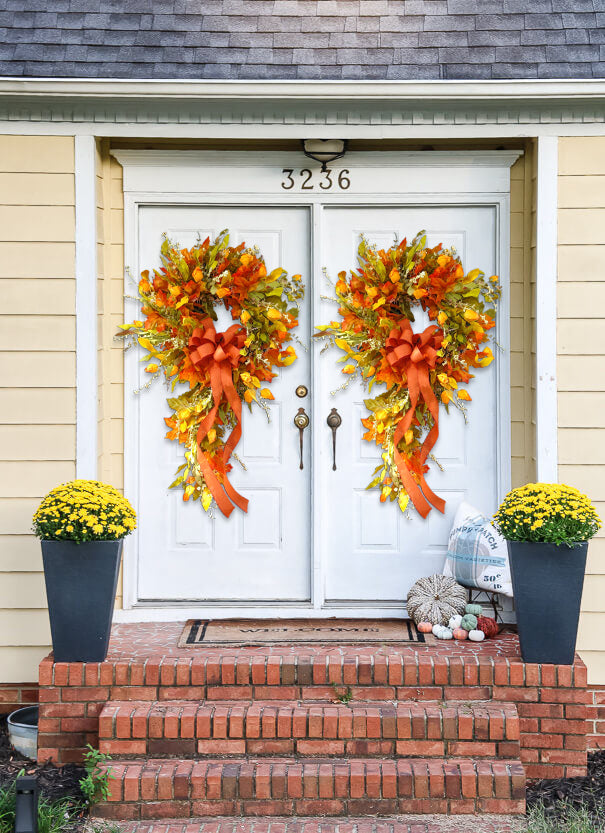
left=460, top=613, right=478, bottom=631
left=465, top=604, right=483, bottom=616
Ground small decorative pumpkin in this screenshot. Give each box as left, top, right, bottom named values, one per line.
left=432, top=624, right=453, bottom=640
left=460, top=613, right=478, bottom=631
left=448, top=614, right=463, bottom=630
left=465, top=603, right=483, bottom=617
left=476, top=616, right=499, bottom=639
left=417, top=621, right=433, bottom=634
left=452, top=627, right=468, bottom=640
left=407, top=574, right=467, bottom=626
left=468, top=629, right=485, bottom=642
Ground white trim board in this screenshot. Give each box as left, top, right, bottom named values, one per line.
left=75, top=134, right=98, bottom=480
left=3, top=78, right=605, bottom=100
left=114, top=149, right=516, bottom=621
left=535, top=137, right=559, bottom=483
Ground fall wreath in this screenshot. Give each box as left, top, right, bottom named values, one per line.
left=119, top=231, right=303, bottom=518
left=317, top=231, right=500, bottom=519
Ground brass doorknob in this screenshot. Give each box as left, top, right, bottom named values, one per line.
left=294, top=407, right=309, bottom=469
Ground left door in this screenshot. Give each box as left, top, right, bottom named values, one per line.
left=131, top=206, right=312, bottom=604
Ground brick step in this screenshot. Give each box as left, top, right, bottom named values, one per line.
left=98, top=700, right=520, bottom=760
left=41, top=649, right=586, bottom=699
left=110, top=815, right=528, bottom=833
left=93, top=757, right=526, bottom=819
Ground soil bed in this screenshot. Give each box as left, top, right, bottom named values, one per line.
left=527, top=749, right=605, bottom=822
left=0, top=714, right=85, bottom=805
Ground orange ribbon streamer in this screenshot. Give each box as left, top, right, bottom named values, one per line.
left=188, top=318, right=249, bottom=518
left=386, top=319, right=446, bottom=519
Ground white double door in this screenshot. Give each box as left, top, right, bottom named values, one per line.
left=131, top=202, right=503, bottom=612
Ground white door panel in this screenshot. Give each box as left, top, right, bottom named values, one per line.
left=134, top=206, right=312, bottom=602
left=318, top=206, right=499, bottom=605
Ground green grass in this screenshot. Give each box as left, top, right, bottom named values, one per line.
left=0, top=774, right=83, bottom=833
left=527, top=801, right=605, bottom=833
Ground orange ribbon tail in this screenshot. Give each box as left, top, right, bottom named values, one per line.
left=387, top=320, right=446, bottom=519
left=189, top=319, right=249, bottom=518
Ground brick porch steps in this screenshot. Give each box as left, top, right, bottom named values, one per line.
left=93, top=757, right=526, bottom=820
left=111, top=815, right=528, bottom=833
left=98, top=700, right=520, bottom=760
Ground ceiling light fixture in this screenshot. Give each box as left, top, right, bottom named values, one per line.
left=302, top=139, right=347, bottom=172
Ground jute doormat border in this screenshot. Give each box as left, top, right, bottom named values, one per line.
left=178, top=618, right=434, bottom=647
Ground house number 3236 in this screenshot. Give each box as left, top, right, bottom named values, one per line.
left=281, top=168, right=351, bottom=191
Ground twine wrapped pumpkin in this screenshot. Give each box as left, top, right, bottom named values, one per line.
left=407, top=574, right=468, bottom=626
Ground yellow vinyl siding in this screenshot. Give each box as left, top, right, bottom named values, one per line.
left=0, top=135, right=75, bottom=682
left=97, top=143, right=126, bottom=606
left=558, top=136, right=605, bottom=684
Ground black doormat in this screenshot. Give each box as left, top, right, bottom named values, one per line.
left=178, top=618, right=432, bottom=647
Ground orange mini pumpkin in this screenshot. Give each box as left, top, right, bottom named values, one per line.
left=417, top=622, right=433, bottom=633
left=452, top=627, right=468, bottom=640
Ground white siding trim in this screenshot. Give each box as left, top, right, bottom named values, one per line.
left=535, top=136, right=559, bottom=483
left=2, top=78, right=605, bottom=100
left=75, top=134, right=98, bottom=479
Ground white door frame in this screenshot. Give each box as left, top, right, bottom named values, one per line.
left=113, top=149, right=518, bottom=622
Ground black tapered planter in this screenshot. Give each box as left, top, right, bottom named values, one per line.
left=41, top=540, right=122, bottom=662
left=507, top=539, right=588, bottom=665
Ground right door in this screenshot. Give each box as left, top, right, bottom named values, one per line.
left=318, top=205, right=503, bottom=607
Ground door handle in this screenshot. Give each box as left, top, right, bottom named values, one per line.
left=326, top=408, right=342, bottom=471
left=294, top=407, right=310, bottom=470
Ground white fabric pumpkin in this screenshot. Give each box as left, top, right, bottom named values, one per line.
left=407, top=574, right=468, bottom=626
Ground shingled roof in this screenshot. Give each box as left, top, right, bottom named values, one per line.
left=0, top=0, right=603, bottom=81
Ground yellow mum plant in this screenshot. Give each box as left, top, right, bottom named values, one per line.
left=32, top=480, right=136, bottom=543
left=494, top=483, right=601, bottom=547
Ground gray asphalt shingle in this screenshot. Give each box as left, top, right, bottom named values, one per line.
left=0, top=0, right=602, bottom=79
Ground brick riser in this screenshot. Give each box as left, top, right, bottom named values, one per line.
left=98, top=700, right=520, bottom=760
left=39, top=652, right=589, bottom=779
left=93, top=757, right=526, bottom=820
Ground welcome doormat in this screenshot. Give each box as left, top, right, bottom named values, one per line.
left=178, top=618, right=433, bottom=647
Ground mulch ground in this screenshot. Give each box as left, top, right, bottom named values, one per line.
left=526, top=750, right=605, bottom=821
left=0, top=714, right=85, bottom=804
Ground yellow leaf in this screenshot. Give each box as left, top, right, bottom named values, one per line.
left=251, top=376, right=261, bottom=389
left=372, top=297, right=386, bottom=310
left=458, top=389, right=472, bottom=401
left=244, top=390, right=255, bottom=403
left=448, top=377, right=458, bottom=389
left=375, top=409, right=388, bottom=421
left=202, top=490, right=212, bottom=511
left=240, top=310, right=251, bottom=324
left=437, top=373, right=448, bottom=386
left=467, top=268, right=481, bottom=281
left=267, top=308, right=281, bottom=321
left=216, top=287, right=229, bottom=299
left=343, top=364, right=355, bottom=374
left=441, top=391, right=452, bottom=404
left=138, top=337, right=153, bottom=350
left=437, top=311, right=447, bottom=326
left=176, top=297, right=188, bottom=308
left=463, top=309, right=479, bottom=321
left=367, top=286, right=378, bottom=298
left=208, top=428, right=216, bottom=443
left=145, top=363, right=158, bottom=373
left=334, top=337, right=350, bottom=352
left=404, top=430, right=413, bottom=445
left=260, top=388, right=274, bottom=400
left=398, top=492, right=409, bottom=512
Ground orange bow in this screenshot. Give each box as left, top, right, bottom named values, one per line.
left=386, top=320, right=446, bottom=519
left=188, top=318, right=248, bottom=518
